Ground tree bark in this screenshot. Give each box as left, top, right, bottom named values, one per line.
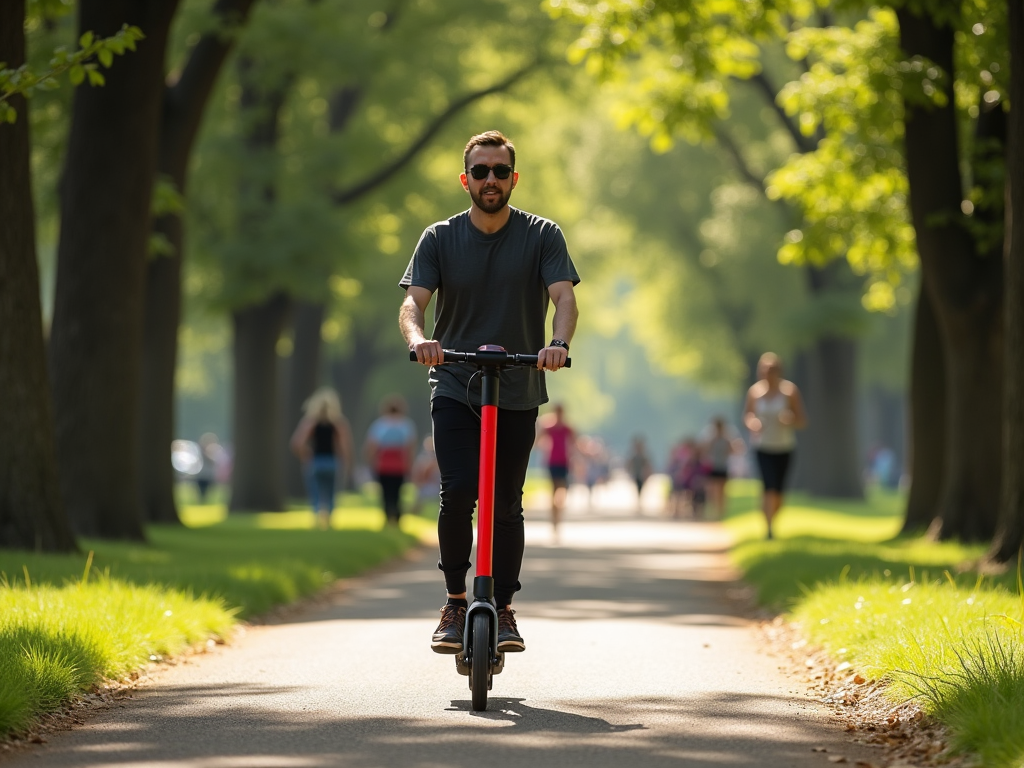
left=0, top=0, right=77, bottom=553
left=330, top=327, right=385, bottom=452
left=802, top=335, right=863, bottom=498
left=990, top=0, right=1024, bottom=562
left=898, top=7, right=1004, bottom=542
left=48, top=0, right=180, bottom=539
left=139, top=0, right=258, bottom=524
left=788, top=263, right=864, bottom=499
left=902, top=283, right=946, bottom=533
left=281, top=301, right=325, bottom=499
left=229, top=292, right=291, bottom=511
left=224, top=60, right=291, bottom=510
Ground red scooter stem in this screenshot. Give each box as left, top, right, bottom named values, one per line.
left=476, top=403, right=498, bottom=578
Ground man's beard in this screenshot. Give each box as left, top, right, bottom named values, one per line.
left=470, top=185, right=512, bottom=214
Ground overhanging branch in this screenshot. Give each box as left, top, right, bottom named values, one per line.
left=712, top=123, right=767, bottom=194
left=332, top=61, right=537, bottom=205
left=748, top=70, right=817, bottom=154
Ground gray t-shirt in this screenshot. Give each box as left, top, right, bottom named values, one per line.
left=400, top=207, right=580, bottom=410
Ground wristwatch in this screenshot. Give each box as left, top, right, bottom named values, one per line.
left=549, top=338, right=569, bottom=352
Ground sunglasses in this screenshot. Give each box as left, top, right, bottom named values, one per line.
left=467, top=163, right=514, bottom=180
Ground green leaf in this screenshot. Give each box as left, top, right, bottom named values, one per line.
left=68, top=64, right=85, bottom=86
left=98, top=48, right=114, bottom=68
left=79, top=31, right=95, bottom=49
left=87, top=69, right=105, bottom=87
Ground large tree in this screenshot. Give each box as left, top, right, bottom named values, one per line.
left=765, top=5, right=1010, bottom=539
left=48, top=0, right=181, bottom=539
left=0, top=0, right=77, bottom=553
left=139, top=0, right=258, bottom=524
left=898, top=6, right=1004, bottom=542
left=990, top=0, right=1024, bottom=562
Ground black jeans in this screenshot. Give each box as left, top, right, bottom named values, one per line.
left=431, top=396, right=538, bottom=607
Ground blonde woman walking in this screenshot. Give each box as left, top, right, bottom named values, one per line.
left=290, top=387, right=353, bottom=530
left=743, top=353, right=807, bottom=539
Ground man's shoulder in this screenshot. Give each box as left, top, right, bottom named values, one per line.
left=421, top=210, right=470, bottom=236
left=510, top=207, right=562, bottom=233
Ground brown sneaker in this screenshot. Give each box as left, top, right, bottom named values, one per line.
left=497, top=606, right=525, bottom=652
left=431, top=604, right=466, bottom=654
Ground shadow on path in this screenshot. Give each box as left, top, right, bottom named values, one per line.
left=446, top=697, right=647, bottom=731
left=15, top=683, right=857, bottom=768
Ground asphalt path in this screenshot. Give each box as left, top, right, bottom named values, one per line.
left=4, top=499, right=877, bottom=768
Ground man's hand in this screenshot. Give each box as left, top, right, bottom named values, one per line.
left=411, top=339, right=444, bottom=366
left=537, top=345, right=568, bottom=371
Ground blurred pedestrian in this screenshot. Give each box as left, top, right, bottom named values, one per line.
left=700, top=417, right=738, bottom=520
left=537, top=403, right=576, bottom=537
left=743, top=352, right=807, bottom=539
left=666, top=437, right=707, bottom=519
left=578, top=435, right=609, bottom=509
left=365, top=394, right=418, bottom=526
left=626, top=435, right=652, bottom=515
left=194, top=432, right=226, bottom=504
left=290, top=387, right=353, bottom=530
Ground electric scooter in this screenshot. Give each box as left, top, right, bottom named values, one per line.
left=410, top=345, right=571, bottom=711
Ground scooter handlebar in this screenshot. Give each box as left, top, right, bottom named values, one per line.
left=408, top=349, right=571, bottom=368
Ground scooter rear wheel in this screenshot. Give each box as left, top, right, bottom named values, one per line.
left=470, top=612, right=490, bottom=711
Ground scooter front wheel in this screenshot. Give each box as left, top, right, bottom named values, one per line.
left=470, top=612, right=490, bottom=711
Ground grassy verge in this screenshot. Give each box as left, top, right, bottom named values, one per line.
left=0, top=488, right=435, bottom=737
left=723, top=481, right=1024, bottom=767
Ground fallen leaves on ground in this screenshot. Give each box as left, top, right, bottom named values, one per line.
left=761, top=617, right=974, bottom=768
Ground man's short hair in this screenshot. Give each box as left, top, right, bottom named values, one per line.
left=464, top=130, right=516, bottom=170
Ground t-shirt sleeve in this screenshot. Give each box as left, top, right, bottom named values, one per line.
left=399, top=227, right=441, bottom=291
left=539, top=222, right=580, bottom=288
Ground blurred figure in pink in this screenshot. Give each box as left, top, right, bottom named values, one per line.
left=700, top=416, right=740, bottom=520
left=537, top=403, right=576, bottom=536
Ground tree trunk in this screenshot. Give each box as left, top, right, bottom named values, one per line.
left=802, top=335, right=863, bottom=498
left=0, top=0, right=77, bottom=553
left=139, top=0, right=258, bottom=524
left=48, top=0, right=179, bottom=540
left=903, top=283, right=946, bottom=533
left=990, top=0, right=1024, bottom=562
left=788, top=263, right=864, bottom=499
left=229, top=292, right=291, bottom=512
left=899, top=7, right=1004, bottom=542
left=863, top=385, right=906, bottom=484
left=330, top=327, right=385, bottom=453
left=281, top=301, right=325, bottom=499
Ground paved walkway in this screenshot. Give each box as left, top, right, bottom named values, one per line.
left=3, top=495, right=877, bottom=767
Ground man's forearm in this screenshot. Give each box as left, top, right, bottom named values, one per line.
left=399, top=298, right=427, bottom=346
left=551, top=293, right=578, bottom=345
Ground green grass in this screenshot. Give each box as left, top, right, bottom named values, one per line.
left=723, top=482, right=1024, bottom=767
left=0, top=487, right=435, bottom=737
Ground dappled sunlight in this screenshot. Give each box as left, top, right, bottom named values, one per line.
left=6, top=685, right=863, bottom=768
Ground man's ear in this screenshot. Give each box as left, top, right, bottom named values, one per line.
left=460, top=172, right=469, bottom=191
left=511, top=171, right=519, bottom=189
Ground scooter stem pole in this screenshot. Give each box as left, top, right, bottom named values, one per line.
left=477, top=376, right=499, bottom=578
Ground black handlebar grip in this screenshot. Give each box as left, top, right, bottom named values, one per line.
left=409, top=350, right=571, bottom=367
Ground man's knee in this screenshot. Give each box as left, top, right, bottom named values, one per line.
left=439, top=475, right=477, bottom=515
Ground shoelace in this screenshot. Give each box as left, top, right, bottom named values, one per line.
left=499, top=608, right=518, bottom=633
left=438, top=605, right=465, bottom=630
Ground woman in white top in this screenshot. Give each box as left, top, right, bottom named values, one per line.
left=743, top=352, right=808, bottom=539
